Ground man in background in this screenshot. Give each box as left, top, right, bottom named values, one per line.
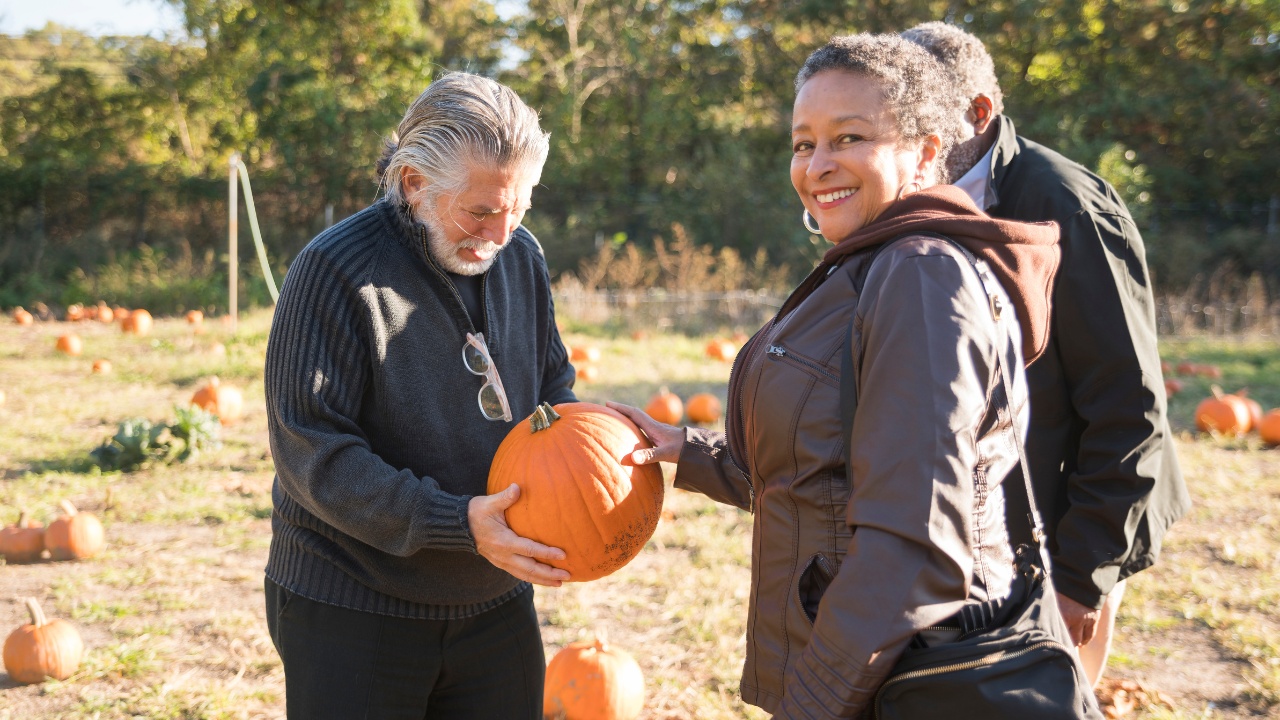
left=902, top=21, right=1189, bottom=686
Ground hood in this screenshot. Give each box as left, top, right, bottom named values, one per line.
left=822, top=185, right=1060, bottom=364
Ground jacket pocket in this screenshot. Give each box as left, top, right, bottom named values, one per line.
left=798, top=553, right=837, bottom=624
left=766, top=343, right=840, bottom=388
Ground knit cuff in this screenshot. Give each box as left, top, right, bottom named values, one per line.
left=422, top=492, right=477, bottom=554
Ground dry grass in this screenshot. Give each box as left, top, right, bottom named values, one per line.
left=0, top=309, right=1277, bottom=718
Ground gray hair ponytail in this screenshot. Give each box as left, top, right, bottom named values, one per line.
left=377, top=72, right=550, bottom=205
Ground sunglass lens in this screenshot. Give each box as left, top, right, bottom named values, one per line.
left=478, top=384, right=506, bottom=420
left=463, top=343, right=490, bottom=375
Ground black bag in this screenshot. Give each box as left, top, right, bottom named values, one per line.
left=840, top=238, right=1103, bottom=720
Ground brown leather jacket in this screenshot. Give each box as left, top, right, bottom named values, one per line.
left=676, top=235, right=1038, bottom=718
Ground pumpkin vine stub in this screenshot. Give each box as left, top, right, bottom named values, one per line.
left=529, top=402, right=563, bottom=433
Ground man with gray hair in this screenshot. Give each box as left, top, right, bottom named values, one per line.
left=262, top=71, right=575, bottom=718
left=902, top=22, right=1189, bottom=686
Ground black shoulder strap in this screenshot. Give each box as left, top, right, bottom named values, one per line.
left=838, top=232, right=1049, bottom=565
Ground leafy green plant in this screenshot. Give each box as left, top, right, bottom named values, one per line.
left=89, top=406, right=221, bottom=472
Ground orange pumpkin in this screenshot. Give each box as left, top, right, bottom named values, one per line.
left=704, top=338, right=737, bottom=362
left=121, top=308, right=153, bottom=336
left=544, top=636, right=645, bottom=720
left=1195, top=387, right=1251, bottom=436
left=1238, top=392, right=1264, bottom=433
left=1176, top=361, right=1197, bottom=376
left=0, top=512, right=45, bottom=564
left=55, top=334, right=83, bottom=356
left=186, top=310, right=204, bottom=326
left=44, top=500, right=105, bottom=561
left=644, top=389, right=683, bottom=425
left=487, top=403, right=665, bottom=582
left=64, top=303, right=85, bottom=322
left=1164, top=378, right=1183, bottom=398
left=191, top=376, right=244, bottom=425
left=730, top=331, right=750, bottom=344
left=686, top=393, right=722, bottom=424
left=3, top=598, right=83, bottom=684
left=576, top=365, right=599, bottom=383
left=1198, top=364, right=1223, bottom=379
left=93, top=303, right=113, bottom=323
left=571, top=345, right=602, bottom=363
left=12, top=308, right=33, bottom=326
left=1259, top=409, right=1280, bottom=446
left=629, top=330, right=649, bottom=341
left=91, top=359, right=112, bottom=375
left=112, top=306, right=130, bottom=322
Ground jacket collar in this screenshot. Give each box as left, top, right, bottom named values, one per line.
left=985, top=115, right=1022, bottom=206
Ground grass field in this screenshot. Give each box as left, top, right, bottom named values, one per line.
left=1, top=308, right=1278, bottom=719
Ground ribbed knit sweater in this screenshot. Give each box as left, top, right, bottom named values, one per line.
left=263, top=199, right=576, bottom=618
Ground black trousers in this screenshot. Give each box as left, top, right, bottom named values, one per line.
left=264, top=577, right=544, bottom=720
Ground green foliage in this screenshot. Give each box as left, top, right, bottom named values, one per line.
left=89, top=406, right=222, bottom=472
left=0, top=2, right=1278, bottom=304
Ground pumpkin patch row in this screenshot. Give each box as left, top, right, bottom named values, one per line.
left=0, top=501, right=105, bottom=565
left=1193, top=386, right=1280, bottom=443
left=644, top=388, right=722, bottom=425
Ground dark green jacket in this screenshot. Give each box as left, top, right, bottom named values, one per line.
left=982, top=116, right=1189, bottom=609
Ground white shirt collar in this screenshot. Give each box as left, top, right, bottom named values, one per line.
left=953, top=139, right=998, bottom=211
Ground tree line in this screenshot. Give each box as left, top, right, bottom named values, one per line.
left=1, top=0, right=1277, bottom=312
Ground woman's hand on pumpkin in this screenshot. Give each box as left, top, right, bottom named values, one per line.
left=469, top=484, right=571, bottom=586
left=606, top=401, right=683, bottom=465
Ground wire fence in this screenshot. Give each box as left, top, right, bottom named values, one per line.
left=553, top=288, right=1280, bottom=338
left=553, top=288, right=786, bottom=335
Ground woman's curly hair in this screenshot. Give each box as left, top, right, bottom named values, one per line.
left=795, top=33, right=964, bottom=182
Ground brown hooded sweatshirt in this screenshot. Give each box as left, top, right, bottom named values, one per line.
left=784, top=184, right=1061, bottom=364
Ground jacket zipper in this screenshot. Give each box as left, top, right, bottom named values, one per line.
left=766, top=344, right=839, bottom=384
left=873, top=639, right=1074, bottom=719
left=725, top=325, right=769, bottom=502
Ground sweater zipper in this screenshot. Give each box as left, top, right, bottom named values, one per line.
left=419, top=226, right=483, bottom=337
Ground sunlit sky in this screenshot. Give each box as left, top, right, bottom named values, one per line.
left=0, top=0, right=526, bottom=38
left=0, top=0, right=185, bottom=38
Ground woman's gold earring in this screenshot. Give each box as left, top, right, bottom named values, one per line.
left=802, top=209, right=821, bottom=235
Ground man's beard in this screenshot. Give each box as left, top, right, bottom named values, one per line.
left=944, top=136, right=987, bottom=184
left=414, top=200, right=504, bottom=276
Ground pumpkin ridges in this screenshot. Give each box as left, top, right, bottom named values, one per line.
left=3, top=597, right=84, bottom=684
left=488, top=403, right=663, bottom=581
left=44, top=500, right=105, bottom=561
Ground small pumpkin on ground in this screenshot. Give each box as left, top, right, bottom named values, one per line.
left=544, top=634, right=645, bottom=720
left=571, top=345, right=602, bottom=363
left=1259, top=409, right=1280, bottom=446
left=186, top=310, right=204, bottom=326
left=93, top=303, right=114, bottom=323
left=3, top=598, right=84, bottom=684
left=191, top=376, right=244, bottom=425
left=1235, top=390, right=1264, bottom=433
left=121, top=308, right=153, bottom=336
left=704, top=338, right=737, bottom=362
left=1163, top=378, right=1183, bottom=398
left=1195, top=387, right=1251, bottom=436
left=686, top=393, right=722, bottom=424
left=644, top=388, right=683, bottom=425
left=64, top=304, right=85, bottom=322
left=488, top=403, right=664, bottom=582
left=0, top=512, right=45, bottom=564
left=12, top=308, right=33, bottom=326
left=55, top=334, right=83, bottom=356
left=575, top=365, right=599, bottom=383
left=91, top=359, right=112, bottom=375
left=44, top=501, right=105, bottom=561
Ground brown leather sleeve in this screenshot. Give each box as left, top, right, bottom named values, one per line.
left=777, top=242, right=999, bottom=718
left=672, top=427, right=753, bottom=511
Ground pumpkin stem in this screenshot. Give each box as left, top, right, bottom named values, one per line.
left=529, top=403, right=562, bottom=433
left=24, top=597, right=47, bottom=628
left=1211, top=384, right=1224, bottom=400
left=17, top=510, right=27, bottom=527
left=59, top=500, right=78, bottom=517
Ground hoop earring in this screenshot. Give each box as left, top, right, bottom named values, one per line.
left=802, top=209, right=821, bottom=235
left=896, top=181, right=923, bottom=202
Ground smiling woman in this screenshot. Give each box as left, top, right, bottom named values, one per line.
left=605, top=32, right=1071, bottom=720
